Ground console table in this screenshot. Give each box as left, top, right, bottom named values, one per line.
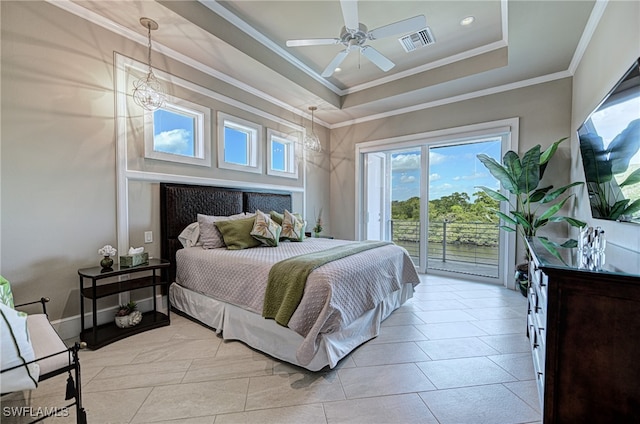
left=526, top=237, right=640, bottom=423
left=78, top=258, right=170, bottom=349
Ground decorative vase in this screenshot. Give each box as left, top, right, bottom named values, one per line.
left=313, top=231, right=320, bottom=238
left=100, top=256, right=114, bottom=269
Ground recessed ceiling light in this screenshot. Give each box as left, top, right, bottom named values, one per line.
left=334, top=67, right=342, bottom=73
left=460, top=16, right=475, bottom=26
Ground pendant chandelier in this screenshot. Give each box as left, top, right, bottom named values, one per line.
left=132, top=17, right=166, bottom=111
left=303, top=106, right=322, bottom=153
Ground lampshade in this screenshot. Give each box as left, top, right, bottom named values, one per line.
left=132, top=18, right=166, bottom=111
left=303, top=106, right=322, bottom=153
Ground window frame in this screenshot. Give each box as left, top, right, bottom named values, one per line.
left=143, top=95, right=211, bottom=167
left=217, top=112, right=263, bottom=174
left=266, top=128, right=299, bottom=179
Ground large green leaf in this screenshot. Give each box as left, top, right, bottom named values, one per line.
left=518, top=146, right=541, bottom=194
left=623, top=198, right=640, bottom=216
left=619, top=168, right=640, bottom=187
left=537, top=236, right=568, bottom=265
left=539, top=138, right=567, bottom=179
left=608, top=119, right=640, bottom=174
left=609, top=199, right=631, bottom=220
left=503, top=151, right=523, bottom=183
left=579, top=133, right=613, bottom=183
left=528, top=186, right=553, bottom=203
left=537, top=196, right=570, bottom=222
left=493, top=210, right=517, bottom=226
left=541, top=182, right=583, bottom=203
left=511, top=211, right=533, bottom=231
left=548, top=216, right=587, bottom=228
left=475, top=185, right=509, bottom=202
left=477, top=154, right=519, bottom=194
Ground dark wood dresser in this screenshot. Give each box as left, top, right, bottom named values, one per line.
left=526, top=237, right=640, bottom=423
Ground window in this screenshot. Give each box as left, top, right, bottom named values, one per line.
left=267, top=129, right=298, bottom=179
left=144, top=96, right=211, bottom=167
left=217, top=112, right=262, bottom=173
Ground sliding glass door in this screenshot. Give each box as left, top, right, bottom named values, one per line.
left=360, top=131, right=509, bottom=283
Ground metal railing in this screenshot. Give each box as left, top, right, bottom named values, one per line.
left=391, top=220, right=500, bottom=271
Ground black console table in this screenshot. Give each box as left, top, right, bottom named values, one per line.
left=78, top=258, right=170, bottom=349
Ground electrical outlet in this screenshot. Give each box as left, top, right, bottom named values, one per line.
left=144, top=231, right=153, bottom=243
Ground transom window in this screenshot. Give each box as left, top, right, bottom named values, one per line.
left=217, top=112, right=262, bottom=173
left=143, top=96, right=211, bottom=167
left=267, top=129, right=298, bottom=179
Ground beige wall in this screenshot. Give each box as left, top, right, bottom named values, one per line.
left=0, top=1, right=330, bottom=323
left=570, top=0, right=640, bottom=252
left=329, top=78, right=574, bottom=266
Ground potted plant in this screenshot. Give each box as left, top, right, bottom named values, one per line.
left=476, top=137, right=586, bottom=295
left=114, top=300, right=142, bottom=328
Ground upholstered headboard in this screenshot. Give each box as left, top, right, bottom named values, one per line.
left=160, top=183, right=292, bottom=284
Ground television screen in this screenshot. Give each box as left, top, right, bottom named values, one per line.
left=578, top=57, right=640, bottom=224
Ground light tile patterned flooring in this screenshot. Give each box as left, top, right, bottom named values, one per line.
left=2, top=275, right=542, bottom=423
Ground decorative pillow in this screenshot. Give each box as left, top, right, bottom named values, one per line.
left=198, top=213, right=248, bottom=249
left=281, top=209, right=306, bottom=242
left=0, top=302, right=40, bottom=392
left=215, top=216, right=262, bottom=250
left=0, top=275, right=14, bottom=308
left=177, top=222, right=201, bottom=248
left=251, top=210, right=281, bottom=247
left=270, top=211, right=284, bottom=226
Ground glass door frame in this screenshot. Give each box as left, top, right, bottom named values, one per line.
left=355, top=119, right=519, bottom=288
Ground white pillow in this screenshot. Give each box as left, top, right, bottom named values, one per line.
left=1, top=303, right=40, bottom=392
left=178, top=222, right=201, bottom=248
left=198, top=213, right=252, bottom=249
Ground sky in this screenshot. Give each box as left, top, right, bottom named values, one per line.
left=391, top=139, right=502, bottom=201
left=153, top=109, right=195, bottom=157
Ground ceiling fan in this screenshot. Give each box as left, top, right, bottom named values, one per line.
left=286, top=0, right=427, bottom=77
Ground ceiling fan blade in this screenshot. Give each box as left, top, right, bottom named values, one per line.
left=321, top=49, right=350, bottom=77
left=360, top=46, right=395, bottom=72
left=340, top=0, right=359, bottom=31
left=286, top=38, right=340, bottom=47
left=368, top=15, right=427, bottom=40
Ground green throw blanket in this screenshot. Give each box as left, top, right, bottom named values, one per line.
left=262, top=240, right=391, bottom=326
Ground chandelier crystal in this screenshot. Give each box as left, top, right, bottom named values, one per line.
left=133, top=18, right=166, bottom=111
left=303, top=106, right=322, bottom=153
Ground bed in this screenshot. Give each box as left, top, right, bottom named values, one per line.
left=160, top=182, right=420, bottom=370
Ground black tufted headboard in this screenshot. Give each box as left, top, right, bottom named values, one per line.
left=160, top=183, right=292, bottom=284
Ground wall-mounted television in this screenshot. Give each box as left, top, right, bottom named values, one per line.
left=578, top=57, right=640, bottom=224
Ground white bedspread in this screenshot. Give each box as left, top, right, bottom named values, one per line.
left=176, top=238, right=420, bottom=365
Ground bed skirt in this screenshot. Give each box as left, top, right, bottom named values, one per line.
left=169, top=281, right=415, bottom=371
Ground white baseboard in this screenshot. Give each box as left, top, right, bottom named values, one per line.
left=50, top=295, right=169, bottom=342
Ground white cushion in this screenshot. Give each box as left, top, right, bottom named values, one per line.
left=26, top=314, right=69, bottom=376
left=0, top=303, right=40, bottom=392
left=178, top=222, right=201, bottom=248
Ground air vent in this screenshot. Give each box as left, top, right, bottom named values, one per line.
left=399, top=27, right=435, bottom=52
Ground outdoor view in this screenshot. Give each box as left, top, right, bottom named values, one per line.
left=389, top=140, right=502, bottom=277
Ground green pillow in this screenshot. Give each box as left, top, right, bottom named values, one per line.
left=215, top=216, right=262, bottom=250
left=251, top=210, right=281, bottom=247
left=270, top=211, right=284, bottom=226
left=0, top=275, right=14, bottom=308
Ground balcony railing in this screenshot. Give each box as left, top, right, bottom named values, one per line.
left=391, top=220, right=499, bottom=277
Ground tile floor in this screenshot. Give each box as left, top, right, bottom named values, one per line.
left=1, top=275, right=542, bottom=423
